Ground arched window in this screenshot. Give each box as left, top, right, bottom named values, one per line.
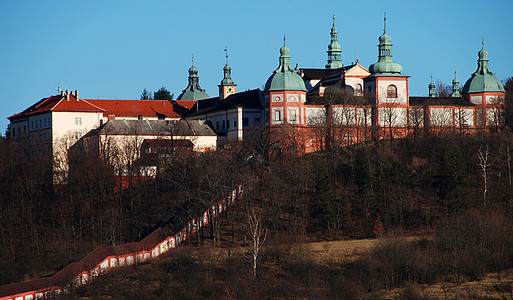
left=355, top=84, right=363, bottom=96
left=387, top=85, right=397, bottom=98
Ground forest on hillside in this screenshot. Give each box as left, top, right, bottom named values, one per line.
left=3, top=129, right=513, bottom=294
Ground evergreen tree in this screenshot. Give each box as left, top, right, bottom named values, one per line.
left=140, top=88, right=152, bottom=100
left=153, top=87, right=174, bottom=100
left=504, top=77, right=513, bottom=129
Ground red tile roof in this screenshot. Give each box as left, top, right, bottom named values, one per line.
left=87, top=99, right=195, bottom=119
left=8, top=94, right=196, bottom=120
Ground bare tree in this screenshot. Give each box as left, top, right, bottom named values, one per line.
left=243, top=210, right=267, bottom=279
left=436, top=79, right=451, bottom=97
left=455, top=107, right=471, bottom=136
left=477, top=146, right=490, bottom=209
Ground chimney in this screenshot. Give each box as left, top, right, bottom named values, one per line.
left=75, top=90, right=79, bottom=101
left=60, top=90, right=65, bottom=96
left=66, top=90, right=70, bottom=101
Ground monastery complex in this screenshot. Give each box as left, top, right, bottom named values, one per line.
left=8, top=17, right=507, bottom=181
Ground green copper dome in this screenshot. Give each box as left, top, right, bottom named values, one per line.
left=379, top=32, right=392, bottom=44
left=177, top=60, right=210, bottom=101
left=369, top=21, right=402, bottom=76
left=462, top=45, right=505, bottom=94
left=264, top=40, right=307, bottom=92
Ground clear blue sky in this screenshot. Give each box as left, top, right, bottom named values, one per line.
left=1, top=0, right=512, bottom=134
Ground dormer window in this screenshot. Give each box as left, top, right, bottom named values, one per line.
left=387, top=85, right=397, bottom=98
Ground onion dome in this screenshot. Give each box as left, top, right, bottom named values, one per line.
left=326, top=15, right=343, bottom=69
left=462, top=43, right=505, bottom=94
left=369, top=16, right=402, bottom=76
left=177, top=58, right=210, bottom=101
left=220, top=51, right=235, bottom=85
left=264, top=38, right=307, bottom=92
left=451, top=70, right=462, bottom=97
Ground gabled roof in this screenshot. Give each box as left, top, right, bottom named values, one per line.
left=300, top=64, right=356, bottom=81
left=344, top=62, right=370, bottom=77
left=86, top=99, right=195, bottom=119
left=409, top=97, right=475, bottom=107
left=301, top=67, right=344, bottom=81
left=8, top=94, right=105, bottom=120
left=88, top=119, right=217, bottom=137
left=9, top=94, right=196, bottom=121
left=187, top=89, right=264, bottom=117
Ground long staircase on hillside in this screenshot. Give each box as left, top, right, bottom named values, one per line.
left=0, top=185, right=243, bottom=300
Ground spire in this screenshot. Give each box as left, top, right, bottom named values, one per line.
left=473, top=39, right=494, bottom=76
left=384, top=12, right=387, bottom=33
left=326, top=15, right=343, bottom=69
left=186, top=56, right=201, bottom=89
left=275, top=36, right=293, bottom=73
left=264, top=39, right=307, bottom=92
left=451, top=70, right=462, bottom=97
left=429, top=75, right=436, bottom=97
left=176, top=56, right=210, bottom=100
left=368, top=15, right=402, bottom=75
left=221, top=47, right=234, bottom=85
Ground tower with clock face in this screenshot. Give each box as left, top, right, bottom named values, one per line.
left=219, top=54, right=237, bottom=100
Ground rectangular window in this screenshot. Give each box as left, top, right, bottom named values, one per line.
left=254, top=118, right=260, bottom=125
left=290, top=110, right=297, bottom=122
left=227, top=119, right=230, bottom=129
left=216, top=121, right=219, bottom=131
left=243, top=118, right=249, bottom=127
left=75, top=117, right=82, bottom=125
left=222, top=120, right=225, bottom=130
left=234, top=119, right=237, bottom=127
left=274, top=110, right=281, bottom=121
left=12, top=128, right=15, bottom=137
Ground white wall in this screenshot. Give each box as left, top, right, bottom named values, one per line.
left=378, top=107, right=407, bottom=126
left=306, top=107, right=326, bottom=125
left=377, top=80, right=407, bottom=104
left=454, top=108, right=474, bottom=127
left=332, top=107, right=356, bottom=125
left=430, top=108, right=453, bottom=126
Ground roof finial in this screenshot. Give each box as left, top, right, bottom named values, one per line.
left=283, top=34, right=286, bottom=46
left=224, top=47, right=228, bottom=63
left=482, top=37, right=485, bottom=48
left=192, top=54, right=195, bottom=64
left=333, top=14, right=336, bottom=25
left=384, top=12, right=387, bottom=33
left=56, top=82, right=61, bottom=93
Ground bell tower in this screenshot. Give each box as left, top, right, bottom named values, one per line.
left=219, top=49, right=237, bottom=100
